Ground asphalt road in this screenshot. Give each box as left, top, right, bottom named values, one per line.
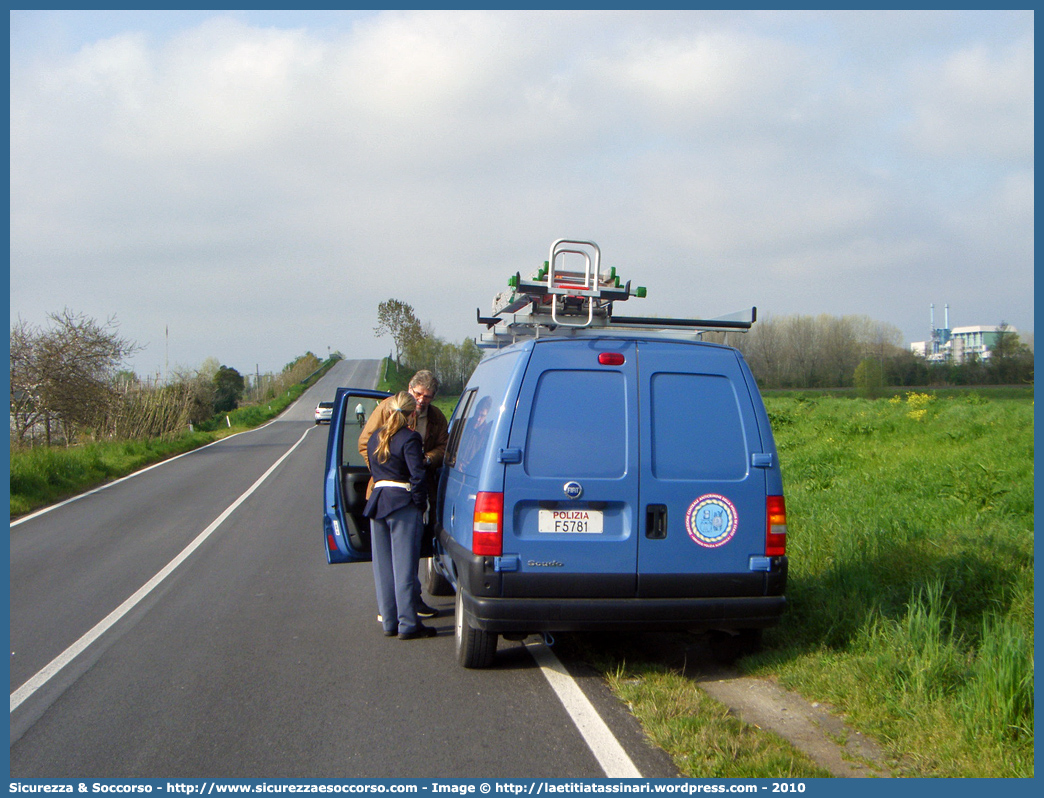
left=8, top=360, right=675, bottom=779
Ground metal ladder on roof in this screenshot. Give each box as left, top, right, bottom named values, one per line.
left=476, top=238, right=757, bottom=347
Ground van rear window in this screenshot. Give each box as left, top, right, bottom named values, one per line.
left=650, top=373, right=747, bottom=480
left=525, top=370, right=627, bottom=478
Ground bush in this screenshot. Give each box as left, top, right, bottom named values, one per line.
left=853, top=358, right=885, bottom=398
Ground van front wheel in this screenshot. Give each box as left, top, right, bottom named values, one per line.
left=455, top=589, right=497, bottom=668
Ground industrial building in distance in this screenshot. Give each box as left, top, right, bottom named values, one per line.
left=909, top=304, right=1014, bottom=364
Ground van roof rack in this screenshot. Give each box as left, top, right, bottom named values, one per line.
left=477, top=239, right=756, bottom=347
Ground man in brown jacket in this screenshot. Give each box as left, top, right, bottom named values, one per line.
left=359, top=370, right=449, bottom=618
left=359, top=370, right=449, bottom=492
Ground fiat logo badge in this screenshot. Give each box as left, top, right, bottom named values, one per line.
left=563, top=481, right=583, bottom=499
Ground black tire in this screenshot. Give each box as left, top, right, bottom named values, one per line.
left=736, top=628, right=763, bottom=656
left=455, top=589, right=497, bottom=668
left=423, top=556, right=454, bottom=597
left=711, top=628, right=763, bottom=662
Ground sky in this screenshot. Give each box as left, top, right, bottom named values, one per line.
left=8, top=9, right=1035, bottom=379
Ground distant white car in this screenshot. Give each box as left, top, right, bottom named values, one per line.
left=314, top=401, right=334, bottom=425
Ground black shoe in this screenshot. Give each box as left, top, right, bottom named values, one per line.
left=398, top=624, right=438, bottom=640
left=382, top=628, right=397, bottom=637
left=416, top=603, right=438, bottom=619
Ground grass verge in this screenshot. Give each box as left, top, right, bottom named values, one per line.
left=9, top=358, right=339, bottom=519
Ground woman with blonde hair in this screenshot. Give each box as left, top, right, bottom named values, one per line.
left=362, top=391, right=436, bottom=639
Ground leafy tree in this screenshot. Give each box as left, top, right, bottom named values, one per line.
left=284, top=352, right=321, bottom=375
left=988, top=323, right=1033, bottom=385
left=886, top=349, right=931, bottom=387
left=213, top=365, right=245, bottom=413
left=375, top=299, right=423, bottom=365
left=452, top=338, right=483, bottom=392
left=197, top=356, right=221, bottom=383
left=853, top=358, right=885, bottom=398
left=402, top=326, right=485, bottom=395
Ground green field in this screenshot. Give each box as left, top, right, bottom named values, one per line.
left=570, top=389, right=1034, bottom=777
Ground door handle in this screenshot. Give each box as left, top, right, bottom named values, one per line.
left=498, top=448, right=523, bottom=464
left=646, top=504, right=668, bottom=539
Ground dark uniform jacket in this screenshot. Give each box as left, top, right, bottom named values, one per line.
left=362, top=427, right=428, bottom=519
left=359, top=397, right=449, bottom=501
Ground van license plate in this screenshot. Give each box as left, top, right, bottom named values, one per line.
left=538, top=509, right=603, bottom=534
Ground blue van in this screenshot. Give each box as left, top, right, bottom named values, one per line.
left=325, top=241, right=788, bottom=668
left=431, top=241, right=787, bottom=667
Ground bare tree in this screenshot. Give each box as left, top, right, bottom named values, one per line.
left=820, top=315, right=860, bottom=388
left=10, top=317, right=45, bottom=444
left=738, top=315, right=785, bottom=387
left=783, top=316, right=821, bottom=388
left=10, top=309, right=141, bottom=445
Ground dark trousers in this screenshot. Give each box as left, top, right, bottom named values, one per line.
left=370, top=503, right=423, bottom=635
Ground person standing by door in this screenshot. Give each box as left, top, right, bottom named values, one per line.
left=359, top=370, right=449, bottom=618
left=362, top=391, right=437, bottom=639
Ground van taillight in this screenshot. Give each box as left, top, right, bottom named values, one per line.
left=473, top=492, right=504, bottom=556
left=766, top=496, right=787, bottom=556
left=598, top=352, right=625, bottom=366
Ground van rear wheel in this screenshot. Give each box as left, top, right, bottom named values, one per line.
left=455, top=589, right=497, bottom=668
left=423, top=556, right=454, bottom=597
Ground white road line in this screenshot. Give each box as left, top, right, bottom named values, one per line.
left=526, top=641, right=643, bottom=778
left=10, top=427, right=315, bottom=713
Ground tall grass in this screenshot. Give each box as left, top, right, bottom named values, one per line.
left=752, top=391, right=1034, bottom=776
left=605, top=663, right=831, bottom=778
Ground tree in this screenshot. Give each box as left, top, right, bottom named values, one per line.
left=213, top=365, right=245, bottom=413
left=988, top=323, right=1033, bottom=385
left=820, top=315, right=860, bottom=388
left=10, top=317, right=45, bottom=444
left=887, top=349, right=930, bottom=387
left=783, top=316, right=822, bottom=388
left=375, top=299, right=423, bottom=365
left=452, top=338, right=483, bottom=393
left=9, top=310, right=141, bottom=444
left=197, top=356, right=221, bottom=383
left=853, top=358, right=885, bottom=398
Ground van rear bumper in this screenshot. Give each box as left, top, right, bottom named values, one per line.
left=460, top=591, right=786, bottom=634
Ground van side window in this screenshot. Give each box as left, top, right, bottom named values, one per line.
left=525, top=370, right=627, bottom=478
left=455, top=392, right=498, bottom=474
left=650, top=373, right=747, bottom=480
left=444, top=389, right=477, bottom=469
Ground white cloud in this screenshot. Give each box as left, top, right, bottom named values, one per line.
left=606, top=30, right=815, bottom=135
left=905, top=35, right=1034, bottom=160
left=8, top=10, right=1034, bottom=375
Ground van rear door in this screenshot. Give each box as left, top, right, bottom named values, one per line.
left=635, top=341, right=768, bottom=596
left=500, top=339, right=640, bottom=597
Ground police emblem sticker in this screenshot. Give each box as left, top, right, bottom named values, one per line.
left=686, top=494, right=739, bottom=548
